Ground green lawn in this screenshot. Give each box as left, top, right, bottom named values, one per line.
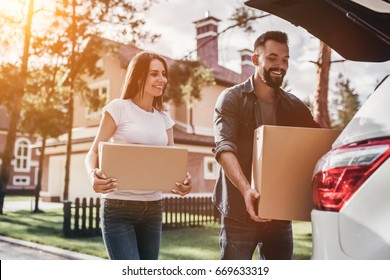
left=0, top=208, right=312, bottom=260
left=3, top=195, right=35, bottom=202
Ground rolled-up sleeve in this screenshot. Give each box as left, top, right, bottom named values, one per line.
left=213, top=88, right=239, bottom=161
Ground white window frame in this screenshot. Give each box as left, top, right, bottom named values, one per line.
left=203, top=156, right=219, bottom=180
left=13, top=175, right=30, bottom=186
left=85, top=79, right=110, bottom=119
left=14, top=137, right=31, bottom=172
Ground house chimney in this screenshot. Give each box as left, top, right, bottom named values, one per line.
left=239, top=48, right=255, bottom=78
left=193, top=12, right=221, bottom=67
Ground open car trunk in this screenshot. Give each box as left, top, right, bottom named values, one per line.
left=245, top=0, right=390, bottom=62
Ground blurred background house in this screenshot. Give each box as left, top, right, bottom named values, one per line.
left=0, top=106, right=40, bottom=195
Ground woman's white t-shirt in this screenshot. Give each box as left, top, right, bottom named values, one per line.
left=101, top=98, right=174, bottom=201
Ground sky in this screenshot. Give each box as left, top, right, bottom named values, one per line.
left=141, top=0, right=390, bottom=104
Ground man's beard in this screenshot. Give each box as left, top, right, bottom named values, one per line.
left=261, top=67, right=286, bottom=89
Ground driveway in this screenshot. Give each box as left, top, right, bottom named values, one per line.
left=1, top=199, right=103, bottom=260
left=0, top=239, right=68, bottom=260
left=0, top=235, right=103, bottom=260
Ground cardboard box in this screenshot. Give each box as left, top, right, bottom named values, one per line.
left=252, top=125, right=341, bottom=221
left=99, top=142, right=188, bottom=192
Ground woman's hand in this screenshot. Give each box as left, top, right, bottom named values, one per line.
left=89, top=168, right=118, bottom=194
left=171, top=172, right=192, bottom=196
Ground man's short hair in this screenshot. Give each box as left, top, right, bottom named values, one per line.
left=254, top=31, right=289, bottom=52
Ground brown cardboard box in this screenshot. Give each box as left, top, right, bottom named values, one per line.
left=99, top=142, right=188, bottom=192
left=252, top=125, right=341, bottom=221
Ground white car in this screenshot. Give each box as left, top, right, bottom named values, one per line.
left=245, top=0, right=390, bottom=259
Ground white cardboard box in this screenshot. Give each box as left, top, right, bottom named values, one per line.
left=99, top=142, right=188, bottom=192
left=252, top=125, right=341, bottom=221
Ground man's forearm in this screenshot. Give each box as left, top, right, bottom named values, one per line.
left=219, top=151, right=251, bottom=196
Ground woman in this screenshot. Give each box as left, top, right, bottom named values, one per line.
left=85, top=51, right=192, bottom=260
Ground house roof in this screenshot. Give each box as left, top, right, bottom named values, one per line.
left=173, top=126, right=215, bottom=147
left=118, top=44, right=176, bottom=69
left=213, top=64, right=248, bottom=85
left=118, top=44, right=248, bottom=87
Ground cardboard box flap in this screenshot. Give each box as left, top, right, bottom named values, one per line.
left=99, top=142, right=188, bottom=192
left=252, top=125, right=341, bottom=221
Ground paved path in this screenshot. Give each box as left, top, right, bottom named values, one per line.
left=0, top=238, right=68, bottom=260
left=0, top=235, right=103, bottom=260
left=2, top=200, right=63, bottom=212
left=1, top=199, right=104, bottom=260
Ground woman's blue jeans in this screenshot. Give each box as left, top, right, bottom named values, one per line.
left=220, top=215, right=293, bottom=260
left=101, top=199, right=163, bottom=260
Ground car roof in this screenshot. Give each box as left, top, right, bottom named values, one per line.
left=245, top=0, right=390, bottom=62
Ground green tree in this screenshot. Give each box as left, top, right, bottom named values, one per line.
left=0, top=64, right=20, bottom=110
left=331, top=73, right=361, bottom=129
left=165, top=60, right=215, bottom=133
left=303, top=96, right=314, bottom=113
left=19, top=66, right=67, bottom=213
left=0, top=0, right=159, bottom=213
left=0, top=0, right=35, bottom=214
left=310, top=43, right=345, bottom=128
left=36, top=0, right=159, bottom=201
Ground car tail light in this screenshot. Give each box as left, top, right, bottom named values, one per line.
left=312, top=138, right=390, bottom=212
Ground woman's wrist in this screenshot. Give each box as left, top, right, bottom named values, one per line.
left=88, top=168, right=97, bottom=178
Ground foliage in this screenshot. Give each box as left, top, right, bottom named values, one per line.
left=19, top=67, right=68, bottom=138
left=165, top=59, right=215, bottom=106
left=229, top=6, right=268, bottom=34
left=0, top=0, right=35, bottom=215
left=0, top=63, right=20, bottom=110
left=303, top=96, right=314, bottom=113
left=1, top=0, right=161, bottom=119
left=56, top=0, right=160, bottom=45
left=80, top=86, right=107, bottom=112
left=331, top=73, right=361, bottom=129
left=24, top=0, right=160, bottom=201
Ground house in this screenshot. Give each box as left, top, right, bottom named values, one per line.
left=2, top=14, right=255, bottom=201
left=0, top=106, right=39, bottom=195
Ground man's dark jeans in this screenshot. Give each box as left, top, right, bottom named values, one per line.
left=220, top=215, right=293, bottom=260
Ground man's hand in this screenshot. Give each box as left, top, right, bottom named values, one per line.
left=243, top=188, right=271, bottom=222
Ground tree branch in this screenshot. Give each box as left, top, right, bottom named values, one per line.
left=331, top=59, right=346, bottom=64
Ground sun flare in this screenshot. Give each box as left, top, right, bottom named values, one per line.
left=0, top=0, right=56, bottom=21
left=0, top=0, right=24, bottom=18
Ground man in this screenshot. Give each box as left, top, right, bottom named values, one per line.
left=213, top=31, right=320, bottom=260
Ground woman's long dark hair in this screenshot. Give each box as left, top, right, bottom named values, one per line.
left=120, top=51, right=168, bottom=111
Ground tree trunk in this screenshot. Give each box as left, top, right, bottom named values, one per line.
left=189, top=106, right=195, bottom=134
left=0, top=0, right=35, bottom=214
left=63, top=87, right=74, bottom=201
left=63, top=0, right=77, bottom=201
left=34, top=136, right=47, bottom=213
left=313, top=42, right=332, bottom=128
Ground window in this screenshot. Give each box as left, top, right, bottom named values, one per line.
left=13, top=176, right=30, bottom=186
left=14, top=138, right=31, bottom=172
left=85, top=80, right=110, bottom=118
left=203, top=156, right=219, bottom=180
